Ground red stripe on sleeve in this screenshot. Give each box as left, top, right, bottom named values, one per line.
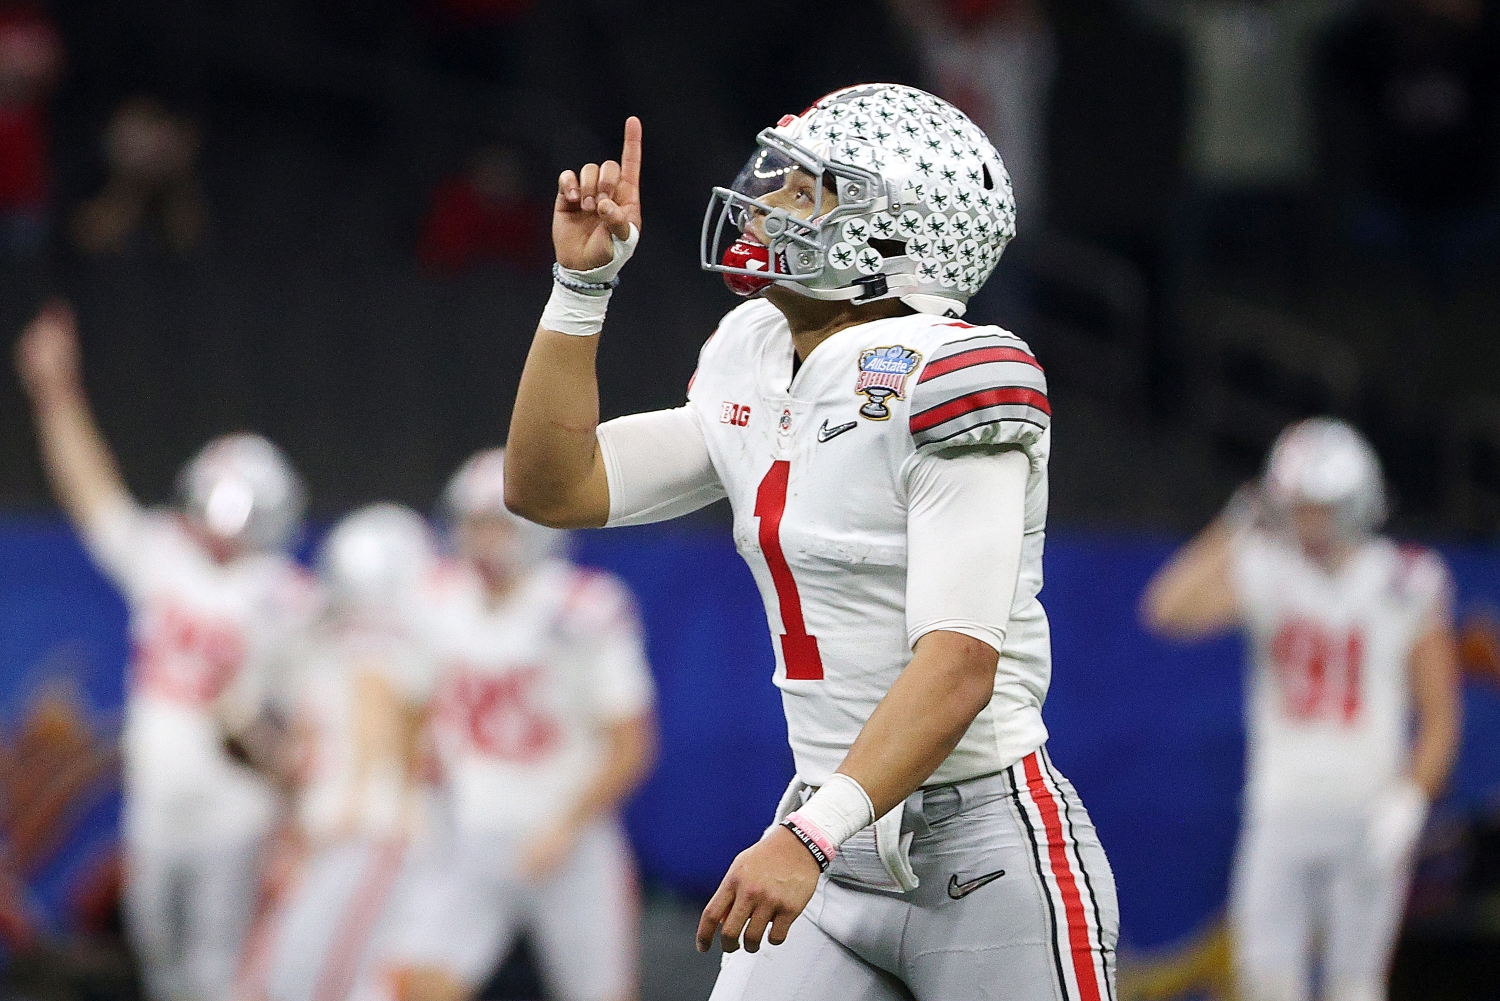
left=1023, top=753, right=1104, bottom=1001
left=917, top=346, right=1042, bottom=384
left=910, top=386, right=1051, bottom=434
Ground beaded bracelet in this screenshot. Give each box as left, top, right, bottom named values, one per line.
left=552, top=262, right=620, bottom=293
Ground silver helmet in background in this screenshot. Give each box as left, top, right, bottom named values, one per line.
left=176, top=432, right=305, bottom=552
left=443, top=448, right=565, bottom=575
left=1263, top=417, right=1387, bottom=537
left=320, top=503, right=436, bottom=610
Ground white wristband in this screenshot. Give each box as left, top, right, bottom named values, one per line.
left=793, top=773, right=876, bottom=852
left=540, top=283, right=611, bottom=337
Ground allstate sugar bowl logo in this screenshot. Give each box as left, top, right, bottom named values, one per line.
left=854, top=345, right=922, bottom=420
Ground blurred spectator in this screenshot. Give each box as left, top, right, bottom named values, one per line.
left=1323, top=0, right=1500, bottom=264
left=889, top=0, right=1056, bottom=231
left=417, top=144, right=548, bottom=274
left=71, top=97, right=206, bottom=257
left=1136, top=0, right=1353, bottom=280
left=0, top=3, right=62, bottom=259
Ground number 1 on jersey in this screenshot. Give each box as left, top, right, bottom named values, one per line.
left=755, top=461, right=824, bottom=680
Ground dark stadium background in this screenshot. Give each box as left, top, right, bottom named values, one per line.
left=1, top=1, right=1498, bottom=999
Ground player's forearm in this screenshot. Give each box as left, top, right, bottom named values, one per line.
left=563, top=711, right=658, bottom=828
left=1409, top=626, right=1463, bottom=799
left=28, top=380, right=130, bottom=527
left=837, top=631, right=998, bottom=817
left=505, top=327, right=611, bottom=528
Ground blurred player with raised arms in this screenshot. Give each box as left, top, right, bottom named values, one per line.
left=15, top=302, right=318, bottom=1001
left=236, top=504, right=440, bottom=1001
left=505, top=83, right=1117, bottom=1000
left=360, top=449, right=657, bottom=1001
left=1142, top=418, right=1463, bottom=1001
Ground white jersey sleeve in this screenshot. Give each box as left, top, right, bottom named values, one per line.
left=79, top=495, right=171, bottom=599
left=557, top=571, right=655, bottom=721
left=905, top=447, right=1029, bottom=655
left=596, top=404, right=726, bottom=527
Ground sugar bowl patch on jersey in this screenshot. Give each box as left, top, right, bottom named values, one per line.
left=908, top=329, right=1049, bottom=450
left=855, top=345, right=922, bottom=420
left=701, top=83, right=1016, bottom=318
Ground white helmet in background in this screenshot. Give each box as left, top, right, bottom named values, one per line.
left=443, top=449, right=564, bottom=572
left=176, top=432, right=305, bottom=552
left=320, top=503, right=436, bottom=609
left=701, top=82, right=1015, bottom=317
left=1263, top=417, right=1387, bottom=536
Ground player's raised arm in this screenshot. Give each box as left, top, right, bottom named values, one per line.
left=505, top=118, right=643, bottom=529
left=14, top=301, right=133, bottom=528
left=1140, top=490, right=1249, bottom=639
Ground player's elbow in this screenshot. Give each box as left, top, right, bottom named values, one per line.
left=919, top=631, right=1000, bottom=722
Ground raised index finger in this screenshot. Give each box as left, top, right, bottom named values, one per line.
left=619, top=116, right=642, bottom=191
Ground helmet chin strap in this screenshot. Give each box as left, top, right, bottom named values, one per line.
left=768, top=266, right=968, bottom=317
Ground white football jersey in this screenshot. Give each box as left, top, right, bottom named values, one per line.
left=612, top=298, right=1053, bottom=787
left=1231, top=531, right=1451, bottom=813
left=288, top=615, right=438, bottom=843
left=424, top=560, right=654, bottom=838
left=83, top=499, right=319, bottom=810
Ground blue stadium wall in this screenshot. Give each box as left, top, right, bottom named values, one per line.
left=3, top=519, right=1499, bottom=955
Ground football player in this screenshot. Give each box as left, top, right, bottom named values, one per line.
left=15, top=302, right=318, bottom=1001
left=1141, top=418, right=1463, bottom=1001
left=504, top=84, right=1118, bottom=1000
left=361, top=450, right=657, bottom=1001
left=237, top=504, right=440, bottom=1001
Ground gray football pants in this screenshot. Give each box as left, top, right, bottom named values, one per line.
left=711, top=748, right=1119, bottom=1001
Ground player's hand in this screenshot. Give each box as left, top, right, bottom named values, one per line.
left=15, top=300, right=82, bottom=400
left=554, top=117, right=642, bottom=271
left=519, top=818, right=580, bottom=880
left=696, top=826, right=820, bottom=954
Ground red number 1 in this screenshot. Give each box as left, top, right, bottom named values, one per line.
left=754, top=460, right=823, bottom=680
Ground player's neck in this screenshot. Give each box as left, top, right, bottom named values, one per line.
left=764, top=288, right=913, bottom=361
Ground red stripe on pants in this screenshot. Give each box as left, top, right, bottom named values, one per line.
left=1022, top=753, right=1103, bottom=1001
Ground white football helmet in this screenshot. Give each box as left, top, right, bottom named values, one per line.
left=443, top=449, right=564, bottom=570
left=1263, top=417, right=1387, bottom=536
left=320, top=503, right=435, bottom=610
left=701, top=83, right=1015, bottom=318
left=176, top=432, right=305, bottom=551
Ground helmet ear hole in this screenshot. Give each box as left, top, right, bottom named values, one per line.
left=869, top=238, right=906, bottom=257
left=981, top=163, right=995, bottom=190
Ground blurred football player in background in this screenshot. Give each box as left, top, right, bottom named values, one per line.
left=236, top=504, right=440, bottom=1001
left=1142, top=417, right=1463, bottom=1001
left=360, top=449, right=657, bottom=1001
left=14, top=302, right=318, bottom=1001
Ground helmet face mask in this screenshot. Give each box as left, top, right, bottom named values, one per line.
left=701, top=84, right=1016, bottom=317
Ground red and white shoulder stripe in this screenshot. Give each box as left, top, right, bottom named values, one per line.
left=1008, top=748, right=1116, bottom=1001
left=909, top=325, right=1049, bottom=450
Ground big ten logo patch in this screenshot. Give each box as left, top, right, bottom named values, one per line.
left=855, top=345, right=922, bottom=420
left=721, top=402, right=752, bottom=427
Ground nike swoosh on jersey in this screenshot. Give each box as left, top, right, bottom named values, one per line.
left=947, top=868, right=1006, bottom=899
left=817, top=420, right=858, bottom=443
